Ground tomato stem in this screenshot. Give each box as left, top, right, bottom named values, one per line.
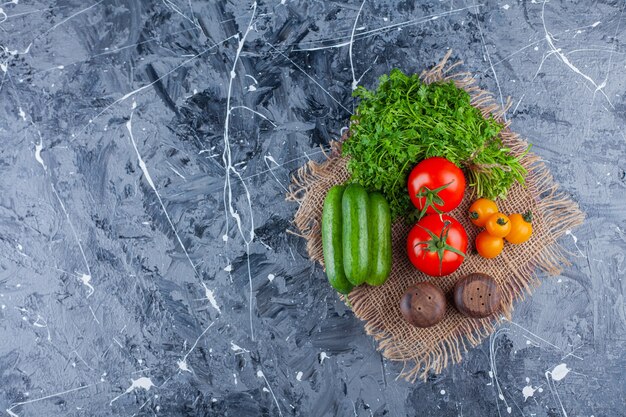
left=523, top=210, right=533, bottom=223
left=414, top=220, right=466, bottom=276
left=415, top=181, right=453, bottom=219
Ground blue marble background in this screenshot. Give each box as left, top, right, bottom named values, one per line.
left=0, top=0, right=624, bottom=416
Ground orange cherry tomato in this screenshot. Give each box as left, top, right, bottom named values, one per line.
left=468, top=198, right=499, bottom=227
left=475, top=230, right=504, bottom=258
left=485, top=213, right=511, bottom=238
left=506, top=211, right=533, bottom=244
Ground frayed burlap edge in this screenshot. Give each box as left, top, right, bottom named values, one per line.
left=286, top=50, right=584, bottom=382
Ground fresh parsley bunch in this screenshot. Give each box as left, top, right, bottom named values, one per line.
left=343, top=69, right=527, bottom=220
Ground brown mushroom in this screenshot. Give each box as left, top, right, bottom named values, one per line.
left=400, top=282, right=446, bottom=328
left=453, top=273, right=502, bottom=318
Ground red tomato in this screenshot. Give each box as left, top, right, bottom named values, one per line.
left=407, top=157, right=466, bottom=216
left=406, top=214, right=468, bottom=277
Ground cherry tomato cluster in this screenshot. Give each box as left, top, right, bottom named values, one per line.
left=406, top=157, right=468, bottom=277
left=468, top=199, right=533, bottom=258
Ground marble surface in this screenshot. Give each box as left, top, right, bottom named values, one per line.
left=1, top=0, right=625, bottom=416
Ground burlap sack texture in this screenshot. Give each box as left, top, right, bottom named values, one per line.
left=286, top=51, right=584, bottom=382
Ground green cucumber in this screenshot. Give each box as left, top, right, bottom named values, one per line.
left=321, top=185, right=353, bottom=294
left=342, top=184, right=370, bottom=285
left=366, top=192, right=392, bottom=286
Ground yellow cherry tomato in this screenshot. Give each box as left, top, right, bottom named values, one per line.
left=468, top=198, right=499, bottom=227
left=485, top=213, right=511, bottom=238
left=506, top=211, right=533, bottom=244
left=475, top=230, right=504, bottom=258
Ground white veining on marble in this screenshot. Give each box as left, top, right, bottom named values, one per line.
left=28, top=27, right=200, bottom=78
left=34, top=136, right=46, bottom=171
left=230, top=341, right=249, bottom=355
left=126, top=106, right=199, bottom=276
left=166, top=161, right=186, bottom=180
left=565, top=229, right=603, bottom=263
left=24, top=102, right=96, bottom=299
left=522, top=377, right=538, bottom=401
left=38, top=0, right=105, bottom=40
left=230, top=105, right=277, bottom=127
left=293, top=5, right=481, bottom=52
left=506, top=319, right=583, bottom=360
left=266, top=42, right=352, bottom=114
left=222, top=1, right=258, bottom=341
left=540, top=0, right=613, bottom=108
left=201, top=282, right=221, bottom=314
left=257, top=370, right=283, bottom=416
left=263, top=154, right=289, bottom=192
left=50, top=184, right=94, bottom=297
left=544, top=363, right=571, bottom=417
left=489, top=328, right=514, bottom=416
left=110, top=377, right=155, bottom=405
left=78, top=273, right=95, bottom=298
left=71, top=34, right=237, bottom=141
left=244, top=148, right=328, bottom=181
left=25, top=311, right=51, bottom=341
left=88, top=305, right=100, bottom=324
left=549, top=363, right=570, bottom=381
left=473, top=0, right=506, bottom=121
left=349, top=0, right=367, bottom=91
left=511, top=93, right=525, bottom=115
left=177, top=322, right=214, bottom=373
left=162, top=0, right=200, bottom=29
left=7, top=383, right=95, bottom=417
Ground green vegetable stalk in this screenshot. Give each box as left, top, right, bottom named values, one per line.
left=342, top=69, right=528, bottom=220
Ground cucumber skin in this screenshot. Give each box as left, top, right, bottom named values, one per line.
left=342, top=184, right=370, bottom=286
left=366, top=192, right=392, bottom=286
left=321, top=186, right=353, bottom=294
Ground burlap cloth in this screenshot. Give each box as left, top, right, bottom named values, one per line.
left=286, top=51, right=584, bottom=382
